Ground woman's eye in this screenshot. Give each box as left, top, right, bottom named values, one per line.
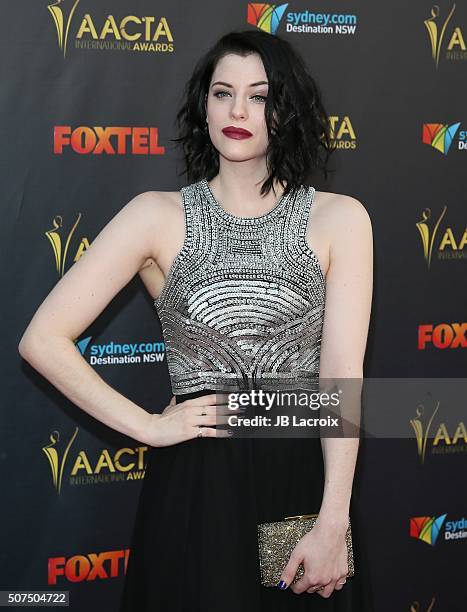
left=213, top=92, right=267, bottom=102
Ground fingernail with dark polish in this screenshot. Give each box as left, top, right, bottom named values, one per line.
left=277, top=580, right=287, bottom=590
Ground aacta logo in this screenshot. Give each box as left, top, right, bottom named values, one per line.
left=328, top=116, right=357, bottom=150
left=42, top=427, right=148, bottom=494
left=45, top=212, right=89, bottom=278
left=48, top=548, right=129, bottom=585
left=410, top=402, right=467, bottom=464
left=416, top=206, right=467, bottom=269
left=410, top=514, right=447, bottom=545
left=54, top=126, right=165, bottom=156
left=424, top=3, right=466, bottom=69
left=422, top=122, right=466, bottom=154
left=410, top=597, right=436, bottom=612
left=47, top=0, right=80, bottom=57
left=418, top=323, right=467, bottom=350
left=48, top=1, right=174, bottom=57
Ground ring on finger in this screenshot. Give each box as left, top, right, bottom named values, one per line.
left=197, top=427, right=203, bottom=438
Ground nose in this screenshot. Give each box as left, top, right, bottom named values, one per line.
left=230, top=96, right=248, bottom=121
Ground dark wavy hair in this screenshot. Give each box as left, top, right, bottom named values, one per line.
left=172, top=29, right=336, bottom=196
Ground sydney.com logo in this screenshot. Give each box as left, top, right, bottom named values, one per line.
left=410, top=513, right=467, bottom=544
left=422, top=122, right=466, bottom=155
left=247, top=3, right=357, bottom=36
left=76, top=336, right=166, bottom=365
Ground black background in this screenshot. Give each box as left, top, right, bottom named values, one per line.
left=1, top=2, right=465, bottom=611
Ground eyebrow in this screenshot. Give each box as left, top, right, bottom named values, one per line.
left=210, top=80, right=269, bottom=88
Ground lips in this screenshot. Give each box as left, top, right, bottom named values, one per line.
left=222, top=126, right=252, bottom=139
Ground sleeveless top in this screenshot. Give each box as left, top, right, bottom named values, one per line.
left=153, top=177, right=326, bottom=394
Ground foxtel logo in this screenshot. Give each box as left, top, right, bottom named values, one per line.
left=418, top=323, right=467, bottom=349
left=53, top=126, right=165, bottom=155
left=48, top=548, right=129, bottom=584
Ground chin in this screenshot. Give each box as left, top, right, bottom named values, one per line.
left=213, top=142, right=260, bottom=160
left=218, top=151, right=260, bottom=163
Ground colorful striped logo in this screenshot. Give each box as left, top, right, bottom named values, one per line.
left=247, top=3, right=288, bottom=34
left=422, top=122, right=461, bottom=154
left=410, top=514, right=447, bottom=545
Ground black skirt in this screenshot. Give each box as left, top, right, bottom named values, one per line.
left=119, top=389, right=375, bottom=611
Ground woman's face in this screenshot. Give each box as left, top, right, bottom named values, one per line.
left=205, top=52, right=270, bottom=162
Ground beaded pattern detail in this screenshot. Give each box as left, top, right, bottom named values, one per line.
left=153, top=177, right=326, bottom=394
left=257, top=515, right=355, bottom=587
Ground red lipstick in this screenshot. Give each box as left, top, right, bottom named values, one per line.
left=222, top=126, right=253, bottom=139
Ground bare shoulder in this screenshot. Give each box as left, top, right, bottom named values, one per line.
left=313, top=189, right=372, bottom=239
left=144, top=187, right=184, bottom=230
left=125, top=187, right=182, bottom=250
left=126, top=188, right=182, bottom=223
left=130, top=188, right=184, bottom=272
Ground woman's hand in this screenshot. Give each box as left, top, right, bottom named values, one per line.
left=146, top=393, right=237, bottom=447
left=277, top=517, right=349, bottom=598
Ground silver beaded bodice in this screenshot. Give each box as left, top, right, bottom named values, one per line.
left=154, top=177, right=326, bottom=394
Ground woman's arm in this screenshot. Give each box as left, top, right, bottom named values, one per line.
left=18, top=191, right=166, bottom=444
left=278, top=194, right=373, bottom=596
left=316, top=194, right=373, bottom=528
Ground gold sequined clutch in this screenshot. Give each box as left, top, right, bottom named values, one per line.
left=257, top=513, right=355, bottom=587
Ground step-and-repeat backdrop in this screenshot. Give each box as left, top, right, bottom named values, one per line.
left=1, top=2, right=465, bottom=611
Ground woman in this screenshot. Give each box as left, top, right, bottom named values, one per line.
left=18, top=30, right=374, bottom=611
